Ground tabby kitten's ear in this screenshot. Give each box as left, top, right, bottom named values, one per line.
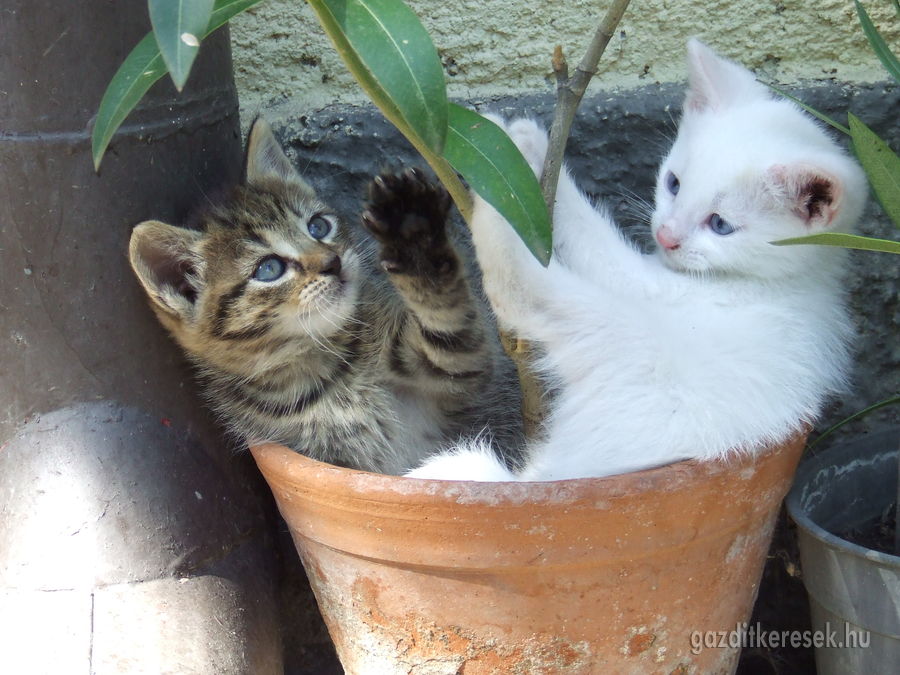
left=245, top=118, right=317, bottom=199
left=129, top=221, right=204, bottom=325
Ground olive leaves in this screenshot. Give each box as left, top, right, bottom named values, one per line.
left=93, top=0, right=551, bottom=264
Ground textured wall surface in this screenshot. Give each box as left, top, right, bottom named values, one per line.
left=230, top=0, right=898, bottom=114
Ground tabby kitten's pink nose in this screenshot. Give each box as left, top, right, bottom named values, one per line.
left=656, top=225, right=680, bottom=250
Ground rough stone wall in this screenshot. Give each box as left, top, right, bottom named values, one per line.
left=230, top=0, right=898, bottom=114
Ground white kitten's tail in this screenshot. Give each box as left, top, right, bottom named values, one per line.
left=405, top=439, right=519, bottom=481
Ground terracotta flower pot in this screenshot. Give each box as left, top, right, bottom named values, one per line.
left=252, top=435, right=805, bottom=674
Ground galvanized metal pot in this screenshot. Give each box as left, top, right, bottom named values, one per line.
left=787, top=428, right=900, bottom=675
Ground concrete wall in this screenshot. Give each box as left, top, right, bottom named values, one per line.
left=230, top=0, right=898, bottom=113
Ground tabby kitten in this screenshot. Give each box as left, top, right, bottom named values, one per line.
left=128, top=119, right=522, bottom=474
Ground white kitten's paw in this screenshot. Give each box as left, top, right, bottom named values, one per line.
left=507, top=119, right=549, bottom=176
left=405, top=446, right=518, bottom=482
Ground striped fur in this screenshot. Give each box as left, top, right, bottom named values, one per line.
left=128, top=119, right=523, bottom=474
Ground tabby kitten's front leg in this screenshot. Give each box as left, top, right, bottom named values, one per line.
left=362, top=169, right=492, bottom=396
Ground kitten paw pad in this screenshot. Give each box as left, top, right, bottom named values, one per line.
left=362, top=168, right=455, bottom=276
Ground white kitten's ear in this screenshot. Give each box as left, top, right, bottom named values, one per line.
left=684, top=39, right=769, bottom=113
left=245, top=118, right=316, bottom=196
left=767, top=164, right=844, bottom=230
left=129, top=220, right=204, bottom=324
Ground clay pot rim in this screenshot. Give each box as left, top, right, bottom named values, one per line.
left=251, top=433, right=803, bottom=507
left=252, top=435, right=805, bottom=568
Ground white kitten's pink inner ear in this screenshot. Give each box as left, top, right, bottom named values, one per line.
left=768, top=164, right=842, bottom=229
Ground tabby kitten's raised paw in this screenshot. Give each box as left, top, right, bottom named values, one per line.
left=362, top=168, right=456, bottom=278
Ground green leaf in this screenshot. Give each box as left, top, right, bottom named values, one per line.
left=91, top=33, right=169, bottom=171
left=854, top=0, right=900, bottom=84
left=307, top=0, right=447, bottom=153
left=444, top=104, right=552, bottom=265
left=209, top=0, right=264, bottom=27
left=149, top=0, right=215, bottom=91
left=772, top=232, right=900, bottom=253
left=807, top=393, right=900, bottom=451
left=93, top=0, right=263, bottom=170
left=849, top=112, right=900, bottom=228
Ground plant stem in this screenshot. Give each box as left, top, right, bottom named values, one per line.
left=509, top=0, right=633, bottom=437
left=499, top=331, right=546, bottom=439
left=541, top=0, right=633, bottom=209
left=807, top=393, right=900, bottom=453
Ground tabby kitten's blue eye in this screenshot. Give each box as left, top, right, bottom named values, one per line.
left=307, top=215, right=333, bottom=240
left=666, top=171, right=680, bottom=195
left=253, top=255, right=287, bottom=282
left=708, top=213, right=736, bottom=236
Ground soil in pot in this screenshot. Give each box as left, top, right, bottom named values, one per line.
left=836, top=501, right=897, bottom=555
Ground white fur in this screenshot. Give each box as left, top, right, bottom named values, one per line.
left=405, top=438, right=520, bottom=481
left=408, top=41, right=866, bottom=482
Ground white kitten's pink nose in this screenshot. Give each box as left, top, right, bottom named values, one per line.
left=656, top=225, right=680, bottom=251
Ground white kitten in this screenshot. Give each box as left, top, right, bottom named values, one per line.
left=408, top=40, right=867, bottom=481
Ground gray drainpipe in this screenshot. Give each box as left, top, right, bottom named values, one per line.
left=0, top=2, right=282, bottom=671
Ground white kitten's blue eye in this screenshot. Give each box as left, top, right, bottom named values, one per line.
left=307, top=215, right=333, bottom=240
left=708, top=213, right=736, bottom=236
left=666, top=171, right=680, bottom=195
left=253, top=255, right=287, bottom=281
